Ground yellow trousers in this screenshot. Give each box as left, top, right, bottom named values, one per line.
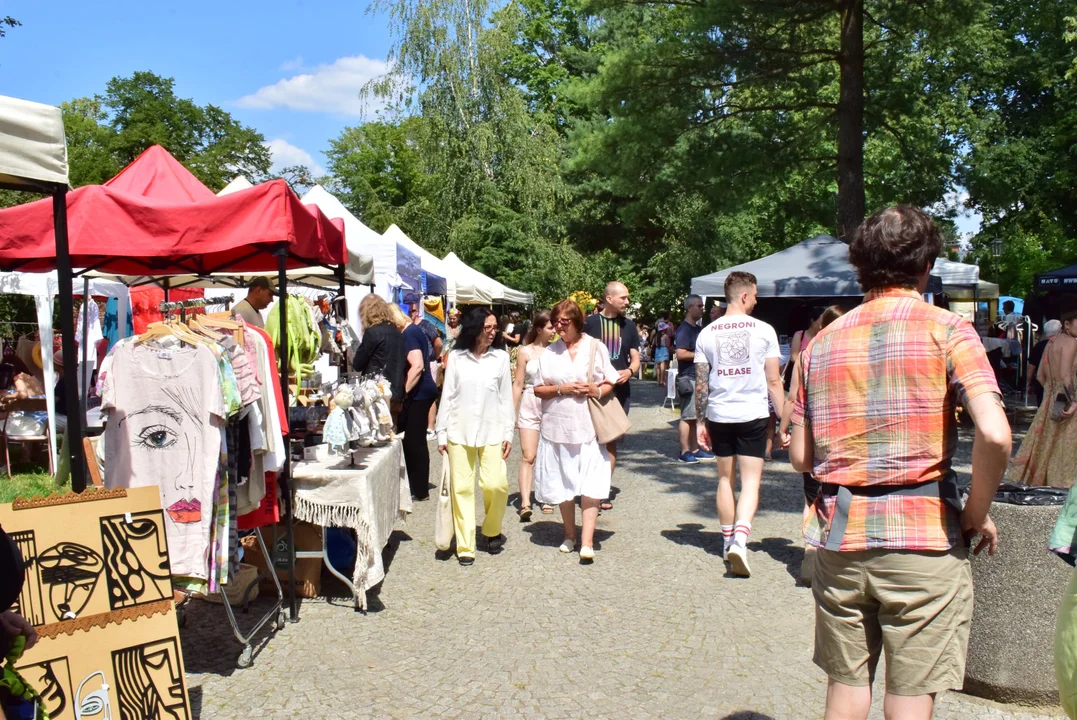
left=447, top=442, right=508, bottom=557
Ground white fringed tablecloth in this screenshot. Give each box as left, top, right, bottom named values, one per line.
left=291, top=438, right=412, bottom=607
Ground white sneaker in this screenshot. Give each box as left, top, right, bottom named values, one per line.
left=726, top=542, right=751, bottom=577
left=579, top=546, right=595, bottom=563
left=559, top=538, right=577, bottom=553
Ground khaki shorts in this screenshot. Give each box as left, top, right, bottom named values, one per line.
left=812, top=546, right=973, bottom=696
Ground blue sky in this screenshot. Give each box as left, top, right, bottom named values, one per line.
left=1, top=1, right=981, bottom=238
left=1, top=0, right=393, bottom=178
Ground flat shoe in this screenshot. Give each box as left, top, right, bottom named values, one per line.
left=579, top=546, right=595, bottom=563
left=519, top=506, right=533, bottom=522
left=541, top=504, right=554, bottom=514
left=559, top=538, right=577, bottom=553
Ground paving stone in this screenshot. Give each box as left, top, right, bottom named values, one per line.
left=181, top=381, right=1063, bottom=719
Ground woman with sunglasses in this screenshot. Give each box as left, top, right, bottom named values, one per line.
left=436, top=307, right=515, bottom=565
left=532, top=300, right=619, bottom=563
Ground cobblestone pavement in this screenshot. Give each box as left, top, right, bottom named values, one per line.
left=183, top=381, right=1063, bottom=719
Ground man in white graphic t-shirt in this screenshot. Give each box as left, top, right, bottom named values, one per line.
left=694, top=271, right=786, bottom=577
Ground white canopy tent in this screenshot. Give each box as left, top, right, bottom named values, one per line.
left=217, top=175, right=254, bottom=196
left=0, top=95, right=69, bottom=192
left=441, top=252, right=534, bottom=306
left=301, top=185, right=418, bottom=300
left=932, top=257, right=999, bottom=300
left=0, top=272, right=130, bottom=470
left=382, top=224, right=450, bottom=294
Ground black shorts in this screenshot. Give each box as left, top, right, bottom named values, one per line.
left=706, top=417, right=768, bottom=459
left=803, top=473, right=821, bottom=505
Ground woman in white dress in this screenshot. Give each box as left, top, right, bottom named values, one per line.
left=533, top=299, right=619, bottom=563
left=512, top=310, right=554, bottom=521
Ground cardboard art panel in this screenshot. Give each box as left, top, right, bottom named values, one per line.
left=0, top=487, right=190, bottom=720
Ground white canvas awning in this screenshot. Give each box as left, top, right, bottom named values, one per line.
left=300, top=185, right=406, bottom=293
left=0, top=95, right=69, bottom=192
left=382, top=224, right=450, bottom=294
left=441, top=252, right=533, bottom=305
left=217, top=175, right=254, bottom=196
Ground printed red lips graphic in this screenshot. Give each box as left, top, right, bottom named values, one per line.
left=167, top=498, right=202, bottom=524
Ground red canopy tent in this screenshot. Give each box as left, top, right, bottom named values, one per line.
left=0, top=146, right=341, bottom=619
left=0, top=145, right=346, bottom=275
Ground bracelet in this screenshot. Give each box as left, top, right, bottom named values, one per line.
left=556, top=384, right=562, bottom=397
left=598, top=388, right=603, bottom=400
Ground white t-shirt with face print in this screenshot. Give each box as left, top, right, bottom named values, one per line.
left=102, top=341, right=226, bottom=580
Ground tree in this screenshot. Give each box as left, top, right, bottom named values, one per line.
left=0, top=16, right=20, bottom=38
left=99, top=72, right=272, bottom=190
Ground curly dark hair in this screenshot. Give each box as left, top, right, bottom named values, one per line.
left=850, top=206, right=942, bottom=291
left=456, top=307, right=505, bottom=353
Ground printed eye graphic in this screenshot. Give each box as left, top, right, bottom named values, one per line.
left=135, top=425, right=177, bottom=450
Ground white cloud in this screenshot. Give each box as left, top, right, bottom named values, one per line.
left=238, top=55, right=388, bottom=116
left=264, top=138, right=324, bottom=176
left=279, top=56, right=304, bottom=72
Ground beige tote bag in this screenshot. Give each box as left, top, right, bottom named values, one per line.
left=587, top=340, right=632, bottom=444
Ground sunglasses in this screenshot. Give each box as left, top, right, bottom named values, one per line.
left=553, top=318, right=572, bottom=327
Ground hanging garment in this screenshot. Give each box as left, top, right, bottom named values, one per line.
left=102, top=296, right=134, bottom=351
left=100, top=341, right=226, bottom=580
left=76, top=300, right=104, bottom=367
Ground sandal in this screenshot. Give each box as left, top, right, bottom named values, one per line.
left=518, top=506, right=533, bottom=522
left=540, top=504, right=554, bottom=514
left=600, top=500, right=613, bottom=511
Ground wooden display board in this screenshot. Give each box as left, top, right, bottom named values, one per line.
left=1, top=487, right=190, bottom=720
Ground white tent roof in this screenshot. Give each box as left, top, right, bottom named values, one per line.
left=0, top=95, right=69, bottom=192
left=301, top=185, right=413, bottom=290
left=217, top=176, right=254, bottom=196
left=932, top=257, right=980, bottom=286
left=441, top=252, right=533, bottom=305
left=382, top=224, right=450, bottom=283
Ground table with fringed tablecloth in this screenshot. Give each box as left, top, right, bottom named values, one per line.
left=291, top=438, right=413, bottom=609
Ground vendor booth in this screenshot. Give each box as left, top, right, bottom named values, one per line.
left=932, top=257, right=999, bottom=327
left=383, top=223, right=449, bottom=295
left=441, top=251, right=534, bottom=306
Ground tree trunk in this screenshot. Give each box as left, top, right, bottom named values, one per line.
left=836, top=0, right=865, bottom=241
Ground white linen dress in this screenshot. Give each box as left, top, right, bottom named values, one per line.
left=534, top=336, right=620, bottom=504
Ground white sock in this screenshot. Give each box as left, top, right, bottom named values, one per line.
left=733, top=522, right=752, bottom=547
left=721, top=524, right=734, bottom=553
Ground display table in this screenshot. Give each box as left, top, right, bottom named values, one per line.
left=291, top=438, right=412, bottom=609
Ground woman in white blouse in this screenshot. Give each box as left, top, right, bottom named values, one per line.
left=533, top=300, right=619, bottom=563
left=436, top=308, right=515, bottom=566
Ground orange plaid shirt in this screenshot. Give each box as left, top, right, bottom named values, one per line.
left=791, top=288, right=1001, bottom=551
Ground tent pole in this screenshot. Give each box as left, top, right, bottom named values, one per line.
left=80, top=277, right=90, bottom=429
left=53, top=190, right=87, bottom=492
left=337, top=265, right=348, bottom=375
left=277, top=246, right=298, bottom=622
left=163, top=277, right=170, bottom=303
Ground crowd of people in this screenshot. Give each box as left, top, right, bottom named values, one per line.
left=337, top=205, right=1043, bottom=718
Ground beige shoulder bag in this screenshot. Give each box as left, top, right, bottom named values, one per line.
left=587, top=339, right=632, bottom=444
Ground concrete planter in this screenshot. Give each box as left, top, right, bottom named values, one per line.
left=964, top=500, right=1067, bottom=705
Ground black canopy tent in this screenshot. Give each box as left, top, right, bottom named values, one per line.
left=1035, top=263, right=1077, bottom=292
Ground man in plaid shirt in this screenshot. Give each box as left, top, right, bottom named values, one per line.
left=789, top=206, right=1012, bottom=719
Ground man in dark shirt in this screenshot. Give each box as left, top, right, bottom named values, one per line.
left=675, top=295, right=714, bottom=463
left=1028, top=319, right=1062, bottom=406
left=584, top=281, right=640, bottom=510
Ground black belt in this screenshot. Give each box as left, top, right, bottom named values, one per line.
left=818, top=472, right=963, bottom=551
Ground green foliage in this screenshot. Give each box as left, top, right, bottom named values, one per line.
left=0, top=16, right=20, bottom=38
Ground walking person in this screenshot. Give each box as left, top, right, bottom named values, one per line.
left=400, top=303, right=439, bottom=500
left=1008, top=307, right=1077, bottom=488
left=789, top=206, right=1010, bottom=720
left=534, top=300, right=620, bottom=563
left=654, top=312, right=673, bottom=386
left=584, top=282, right=640, bottom=510
left=1027, top=319, right=1062, bottom=408
left=513, top=311, right=554, bottom=520
left=406, top=303, right=443, bottom=440
left=694, top=271, right=786, bottom=577
left=436, top=308, right=514, bottom=565
left=675, top=295, right=713, bottom=464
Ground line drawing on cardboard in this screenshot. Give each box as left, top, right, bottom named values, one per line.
left=112, top=637, right=189, bottom=720
left=99, top=512, right=171, bottom=610
left=16, top=656, right=72, bottom=719
left=10, top=529, right=44, bottom=626
left=37, top=542, right=104, bottom=622
left=75, top=670, right=112, bottom=720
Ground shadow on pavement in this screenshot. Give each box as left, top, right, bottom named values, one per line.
left=722, top=712, right=776, bottom=720
left=522, top=520, right=615, bottom=550
left=660, top=522, right=724, bottom=557
left=748, top=536, right=804, bottom=582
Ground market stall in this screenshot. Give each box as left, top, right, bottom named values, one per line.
left=0, top=144, right=347, bottom=632
left=441, top=251, right=534, bottom=306
left=383, top=223, right=449, bottom=296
